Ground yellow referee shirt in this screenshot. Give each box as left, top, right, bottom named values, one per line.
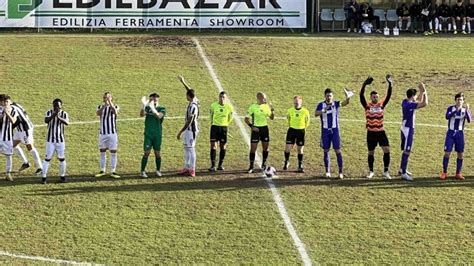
left=246, top=103, right=272, bottom=127
left=287, top=107, right=310, bottom=129
left=210, top=102, right=234, bottom=126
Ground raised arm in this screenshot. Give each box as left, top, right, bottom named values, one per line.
left=416, top=83, right=428, bottom=109
left=178, top=75, right=193, bottom=91
left=360, top=76, right=373, bottom=108
left=382, top=75, right=393, bottom=108
left=341, top=97, right=350, bottom=107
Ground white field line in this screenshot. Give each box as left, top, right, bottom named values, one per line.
left=0, top=250, right=102, bottom=265
left=32, top=116, right=472, bottom=131
left=193, top=37, right=313, bottom=266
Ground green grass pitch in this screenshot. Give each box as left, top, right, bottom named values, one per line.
left=0, top=34, right=473, bottom=264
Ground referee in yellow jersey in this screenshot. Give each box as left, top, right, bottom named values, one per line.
left=284, top=96, right=310, bottom=173
left=245, top=92, right=275, bottom=173
left=209, top=91, right=234, bottom=171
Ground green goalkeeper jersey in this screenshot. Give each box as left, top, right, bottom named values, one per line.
left=144, top=104, right=166, bottom=136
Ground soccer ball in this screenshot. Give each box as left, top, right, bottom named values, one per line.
left=264, top=166, right=276, bottom=178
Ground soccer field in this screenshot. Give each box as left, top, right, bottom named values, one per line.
left=0, top=34, right=473, bottom=264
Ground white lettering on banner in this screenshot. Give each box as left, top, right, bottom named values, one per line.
left=0, top=0, right=306, bottom=28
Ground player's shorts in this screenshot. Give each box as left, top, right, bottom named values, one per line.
left=367, top=130, right=390, bottom=151
left=45, top=142, right=66, bottom=160
left=210, top=125, right=228, bottom=144
left=444, top=130, right=465, bottom=153
left=0, top=141, right=13, bottom=155
left=184, top=129, right=199, bottom=148
left=250, top=126, right=270, bottom=143
left=286, top=128, right=305, bottom=146
left=320, top=128, right=341, bottom=150
left=438, top=16, right=450, bottom=22
left=144, top=133, right=162, bottom=151
left=99, top=133, right=118, bottom=150
left=13, top=129, right=34, bottom=145
left=400, top=126, right=415, bottom=152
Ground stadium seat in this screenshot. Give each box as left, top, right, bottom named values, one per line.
left=333, top=9, right=347, bottom=31
left=385, top=9, right=399, bottom=28
left=373, top=9, right=386, bottom=27
left=320, top=9, right=334, bottom=32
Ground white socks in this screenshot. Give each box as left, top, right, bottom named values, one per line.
left=110, top=153, right=117, bottom=173
left=14, top=146, right=28, bottom=164
left=42, top=160, right=66, bottom=178
left=5, top=155, right=12, bottom=173
left=184, top=147, right=196, bottom=170
left=100, top=152, right=106, bottom=171
left=59, top=160, right=66, bottom=177
left=30, top=148, right=42, bottom=169
left=42, top=160, right=50, bottom=178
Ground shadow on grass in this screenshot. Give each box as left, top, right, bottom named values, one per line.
left=12, top=171, right=474, bottom=197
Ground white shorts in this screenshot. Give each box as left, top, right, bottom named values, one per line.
left=183, top=130, right=198, bottom=148
left=0, top=141, right=13, bottom=155
left=45, top=142, right=66, bottom=160
left=99, top=134, right=118, bottom=150
left=13, top=129, right=35, bottom=145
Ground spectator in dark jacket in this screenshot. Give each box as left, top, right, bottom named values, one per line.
left=437, top=0, right=452, bottom=32
left=421, top=0, right=438, bottom=35
left=358, top=2, right=381, bottom=33
left=344, top=0, right=360, bottom=32
left=451, top=0, right=467, bottom=34
left=466, top=1, right=474, bottom=34
left=410, top=1, right=423, bottom=33
left=397, top=3, right=411, bottom=31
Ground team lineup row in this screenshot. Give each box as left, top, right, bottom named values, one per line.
left=0, top=75, right=470, bottom=183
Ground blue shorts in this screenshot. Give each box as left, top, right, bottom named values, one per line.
left=400, top=127, right=414, bottom=152
left=321, top=128, right=341, bottom=150
left=444, top=130, right=465, bottom=153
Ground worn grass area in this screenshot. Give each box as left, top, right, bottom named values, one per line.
left=0, top=35, right=473, bottom=264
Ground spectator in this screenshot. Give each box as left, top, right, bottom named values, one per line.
left=344, top=0, right=360, bottom=33
left=421, top=0, right=438, bottom=35
left=410, top=1, right=423, bottom=33
left=397, top=3, right=411, bottom=31
left=467, top=0, right=474, bottom=34
left=358, top=2, right=382, bottom=33
left=451, top=0, right=467, bottom=34
left=437, top=0, right=452, bottom=33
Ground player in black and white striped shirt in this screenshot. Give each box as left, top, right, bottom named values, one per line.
left=11, top=102, right=43, bottom=175
left=94, top=92, right=120, bottom=179
left=42, top=98, right=69, bottom=184
left=177, top=76, right=200, bottom=177
left=0, top=95, right=18, bottom=181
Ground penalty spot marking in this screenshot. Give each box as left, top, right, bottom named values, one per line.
left=193, top=37, right=313, bottom=266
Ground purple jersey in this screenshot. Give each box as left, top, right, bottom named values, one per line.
left=446, top=105, right=472, bottom=131
left=316, top=101, right=341, bottom=129
left=401, top=99, right=418, bottom=129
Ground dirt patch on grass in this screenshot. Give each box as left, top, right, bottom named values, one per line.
left=108, top=36, right=194, bottom=48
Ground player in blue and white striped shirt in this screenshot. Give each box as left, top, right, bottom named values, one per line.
left=315, top=88, right=351, bottom=179
left=440, top=93, right=471, bottom=180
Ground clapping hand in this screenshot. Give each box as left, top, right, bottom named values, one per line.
left=364, top=76, right=374, bottom=85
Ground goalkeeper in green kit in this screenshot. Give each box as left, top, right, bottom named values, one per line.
left=140, top=93, right=166, bottom=178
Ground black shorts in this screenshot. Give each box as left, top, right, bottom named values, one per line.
left=210, top=125, right=228, bottom=144
left=286, top=128, right=305, bottom=146
left=250, top=126, right=270, bottom=143
left=367, top=130, right=389, bottom=151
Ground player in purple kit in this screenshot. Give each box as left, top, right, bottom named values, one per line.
left=399, top=83, right=429, bottom=181
left=440, top=93, right=471, bottom=180
left=315, top=88, right=352, bottom=179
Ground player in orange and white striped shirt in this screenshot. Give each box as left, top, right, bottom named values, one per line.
left=359, top=75, right=392, bottom=179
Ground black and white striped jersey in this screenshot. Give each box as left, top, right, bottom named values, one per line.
left=45, top=109, right=69, bottom=143
left=11, top=103, right=34, bottom=132
left=97, top=104, right=119, bottom=135
left=186, top=99, right=199, bottom=132
left=0, top=108, right=17, bottom=142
